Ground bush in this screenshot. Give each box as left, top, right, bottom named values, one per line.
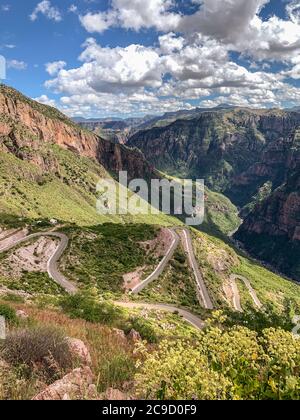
left=135, top=325, right=300, bottom=400
left=125, top=318, right=158, bottom=344
left=0, top=304, right=18, bottom=325
left=0, top=326, right=73, bottom=382
left=2, top=294, right=25, bottom=304
left=60, top=290, right=123, bottom=325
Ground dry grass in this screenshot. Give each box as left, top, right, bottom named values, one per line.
left=3, top=304, right=137, bottom=396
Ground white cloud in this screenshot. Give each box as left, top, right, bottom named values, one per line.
left=79, top=0, right=181, bottom=33
left=47, top=39, right=163, bottom=95
left=41, top=1, right=300, bottom=116
left=30, top=1, right=62, bottom=22
left=79, top=11, right=116, bottom=33
left=45, top=60, right=66, bottom=76
left=7, top=60, right=27, bottom=70
left=34, top=94, right=57, bottom=107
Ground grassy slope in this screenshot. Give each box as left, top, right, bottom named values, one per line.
left=59, top=224, right=160, bottom=295
left=0, top=145, right=175, bottom=227
left=192, top=229, right=300, bottom=314
left=137, top=244, right=200, bottom=312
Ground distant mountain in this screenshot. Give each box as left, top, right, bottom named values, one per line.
left=128, top=108, right=300, bottom=206
left=0, top=84, right=155, bottom=224
left=236, top=154, right=300, bottom=281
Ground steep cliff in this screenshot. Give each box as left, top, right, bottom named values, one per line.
left=128, top=109, right=300, bottom=205
left=0, top=84, right=154, bottom=181
left=235, top=155, right=300, bottom=281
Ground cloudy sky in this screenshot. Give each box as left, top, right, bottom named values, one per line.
left=0, top=0, right=300, bottom=118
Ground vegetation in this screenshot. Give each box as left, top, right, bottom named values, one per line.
left=60, top=224, right=159, bottom=293
left=0, top=326, right=73, bottom=383
left=0, top=272, right=65, bottom=296
left=135, top=313, right=300, bottom=400
left=138, top=246, right=200, bottom=311
left=0, top=303, right=18, bottom=325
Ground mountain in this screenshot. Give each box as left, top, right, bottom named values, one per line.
left=0, top=84, right=238, bottom=234
left=235, top=155, right=300, bottom=281
left=0, top=84, right=169, bottom=225
left=128, top=108, right=300, bottom=207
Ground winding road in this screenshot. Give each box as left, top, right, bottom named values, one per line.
left=0, top=227, right=205, bottom=331
left=230, top=274, right=262, bottom=312
left=115, top=301, right=204, bottom=331
left=0, top=231, right=78, bottom=294
left=0, top=225, right=262, bottom=323
left=131, top=228, right=180, bottom=294
left=180, top=228, right=214, bottom=310
left=131, top=227, right=214, bottom=310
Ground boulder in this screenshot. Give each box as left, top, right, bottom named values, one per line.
left=127, top=329, right=142, bottom=342
left=67, top=337, right=92, bottom=366
left=32, top=366, right=97, bottom=400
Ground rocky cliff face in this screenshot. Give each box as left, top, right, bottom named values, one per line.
left=235, top=161, right=300, bottom=281
left=0, top=84, right=153, bottom=180
left=128, top=109, right=300, bottom=205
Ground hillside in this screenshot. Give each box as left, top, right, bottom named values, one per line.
left=0, top=85, right=300, bottom=400
left=128, top=108, right=300, bottom=206
left=0, top=84, right=240, bottom=235
left=236, top=161, right=300, bottom=281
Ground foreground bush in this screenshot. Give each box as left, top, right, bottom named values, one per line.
left=135, top=324, right=300, bottom=400
left=0, top=326, right=73, bottom=382
left=60, top=290, right=123, bottom=325
left=0, top=303, right=18, bottom=325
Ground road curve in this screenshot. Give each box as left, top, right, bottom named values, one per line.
left=114, top=301, right=204, bottom=331
left=131, top=228, right=180, bottom=294
left=0, top=232, right=78, bottom=294
left=230, top=274, right=262, bottom=312
left=180, top=228, right=214, bottom=310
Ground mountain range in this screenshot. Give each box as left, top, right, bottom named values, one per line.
left=1, top=84, right=299, bottom=280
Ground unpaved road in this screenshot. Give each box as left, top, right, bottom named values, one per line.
left=0, top=231, right=77, bottom=294
left=115, top=301, right=204, bottom=331
left=180, top=228, right=214, bottom=310
left=131, top=228, right=180, bottom=294
left=230, top=274, right=262, bottom=312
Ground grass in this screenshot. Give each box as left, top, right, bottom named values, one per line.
left=0, top=144, right=177, bottom=227
left=192, top=228, right=300, bottom=321
left=59, top=224, right=160, bottom=294
left=0, top=293, right=202, bottom=400
left=137, top=245, right=201, bottom=311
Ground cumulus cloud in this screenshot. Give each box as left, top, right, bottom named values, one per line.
left=34, top=94, right=57, bottom=107
left=7, top=59, right=27, bottom=70
left=80, top=0, right=181, bottom=33
left=41, top=1, right=300, bottom=116
left=47, top=39, right=163, bottom=95
left=30, top=1, right=62, bottom=22
left=45, top=60, right=66, bottom=76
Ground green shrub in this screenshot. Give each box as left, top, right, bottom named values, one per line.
left=125, top=318, right=158, bottom=344
left=0, top=304, right=18, bottom=325
left=2, top=294, right=25, bottom=304
left=60, top=290, right=123, bottom=325
left=135, top=324, right=300, bottom=400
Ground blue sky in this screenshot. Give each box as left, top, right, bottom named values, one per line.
left=0, top=0, right=300, bottom=118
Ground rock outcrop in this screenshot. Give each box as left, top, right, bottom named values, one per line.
left=236, top=163, right=300, bottom=281
left=128, top=108, right=300, bottom=206
left=66, top=338, right=92, bottom=366
left=0, top=84, right=154, bottom=181
left=32, top=366, right=97, bottom=400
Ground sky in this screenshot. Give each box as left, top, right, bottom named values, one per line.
left=0, top=0, right=300, bottom=118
